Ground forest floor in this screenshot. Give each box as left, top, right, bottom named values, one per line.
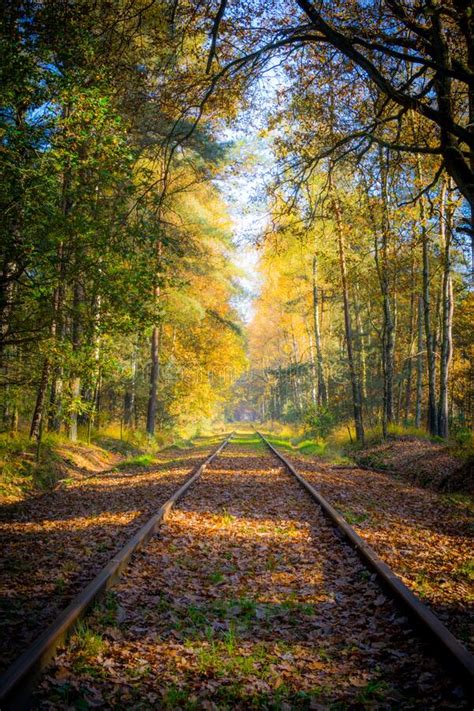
left=34, top=434, right=468, bottom=709
left=352, top=437, right=473, bottom=493
left=268, top=436, right=473, bottom=655
left=0, top=435, right=223, bottom=673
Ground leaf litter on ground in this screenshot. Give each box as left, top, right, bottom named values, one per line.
left=36, top=435, right=468, bottom=709
left=284, top=451, right=473, bottom=654
left=0, top=442, right=218, bottom=673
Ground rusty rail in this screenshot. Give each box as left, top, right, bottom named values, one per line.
left=0, top=433, right=233, bottom=710
left=257, top=430, right=474, bottom=691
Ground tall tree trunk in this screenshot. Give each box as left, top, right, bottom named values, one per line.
left=30, top=281, right=61, bottom=440
left=377, top=149, right=395, bottom=437
left=331, top=185, right=365, bottom=443
left=49, top=165, right=71, bottom=432
left=146, top=238, right=162, bottom=437
left=30, top=359, right=52, bottom=440
left=69, top=279, right=83, bottom=442
left=312, top=252, right=328, bottom=406
left=124, top=344, right=137, bottom=427
left=307, top=331, right=318, bottom=405
left=404, top=246, right=416, bottom=422
left=438, top=179, right=454, bottom=438
left=354, top=283, right=368, bottom=402
left=416, top=158, right=438, bottom=434
left=146, top=323, right=160, bottom=436
left=415, top=295, right=424, bottom=428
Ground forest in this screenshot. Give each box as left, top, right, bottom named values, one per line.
left=0, top=1, right=473, bottom=709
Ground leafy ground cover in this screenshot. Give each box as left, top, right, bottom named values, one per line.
left=274, top=444, right=473, bottom=655
left=36, top=435, right=467, bottom=709
left=0, top=436, right=223, bottom=674
left=0, top=434, right=122, bottom=503
left=352, top=437, right=473, bottom=493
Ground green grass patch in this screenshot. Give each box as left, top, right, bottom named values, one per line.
left=70, top=621, right=106, bottom=675
left=219, top=508, right=236, bottom=525
left=114, top=453, right=155, bottom=469
left=340, top=509, right=370, bottom=526
left=441, top=492, right=474, bottom=515
left=355, top=679, right=390, bottom=704
left=264, top=434, right=326, bottom=457
left=208, top=570, right=225, bottom=585
left=90, top=591, right=120, bottom=626
left=455, top=559, right=474, bottom=582
left=414, top=572, right=433, bottom=598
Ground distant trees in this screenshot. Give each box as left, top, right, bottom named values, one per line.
left=245, top=157, right=469, bottom=439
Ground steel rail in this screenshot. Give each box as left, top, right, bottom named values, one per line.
left=256, top=430, right=474, bottom=691
left=0, top=433, right=234, bottom=710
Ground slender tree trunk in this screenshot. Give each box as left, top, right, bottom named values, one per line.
left=416, top=158, right=437, bottom=434
left=415, top=295, right=424, bottom=428
left=146, top=236, right=162, bottom=436
left=124, top=345, right=137, bottom=427
left=1, top=106, right=26, bottom=363
left=146, top=323, right=160, bottom=436
left=354, top=283, right=368, bottom=402
left=30, top=359, right=52, bottom=440
left=0, top=259, right=17, bottom=357
left=404, top=246, right=416, bottom=422
left=377, top=149, right=395, bottom=437
left=30, top=280, right=61, bottom=440
left=438, top=179, right=454, bottom=437
left=332, top=187, right=364, bottom=443
left=49, top=165, right=70, bottom=432
left=312, top=252, right=328, bottom=406
left=69, top=279, right=83, bottom=442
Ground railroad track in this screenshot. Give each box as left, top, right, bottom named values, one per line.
left=1, top=431, right=472, bottom=709
left=0, top=433, right=234, bottom=710
left=256, top=431, right=474, bottom=691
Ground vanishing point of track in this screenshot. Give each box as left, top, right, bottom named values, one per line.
left=1, top=432, right=472, bottom=709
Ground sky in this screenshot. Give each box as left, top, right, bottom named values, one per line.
left=215, top=69, right=283, bottom=323
left=217, top=134, right=274, bottom=323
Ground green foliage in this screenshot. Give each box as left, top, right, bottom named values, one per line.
left=114, top=453, right=155, bottom=470
left=303, top=406, right=335, bottom=438
left=0, top=433, right=63, bottom=499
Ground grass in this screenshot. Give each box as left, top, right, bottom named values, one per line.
left=208, top=570, right=225, bottom=585
left=441, top=492, right=474, bottom=514
left=114, top=453, right=155, bottom=469
left=413, top=572, right=433, bottom=598
left=455, top=559, right=474, bottom=582
left=174, top=596, right=318, bottom=642
left=219, top=508, right=236, bottom=525
left=195, top=635, right=274, bottom=679
left=264, top=434, right=326, bottom=458
left=161, top=681, right=327, bottom=711
left=340, top=509, right=370, bottom=526
left=231, top=433, right=266, bottom=450
left=0, top=432, right=64, bottom=499
left=355, top=679, right=390, bottom=704
left=70, top=620, right=106, bottom=676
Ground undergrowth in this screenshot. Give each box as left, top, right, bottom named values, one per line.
left=0, top=432, right=63, bottom=500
